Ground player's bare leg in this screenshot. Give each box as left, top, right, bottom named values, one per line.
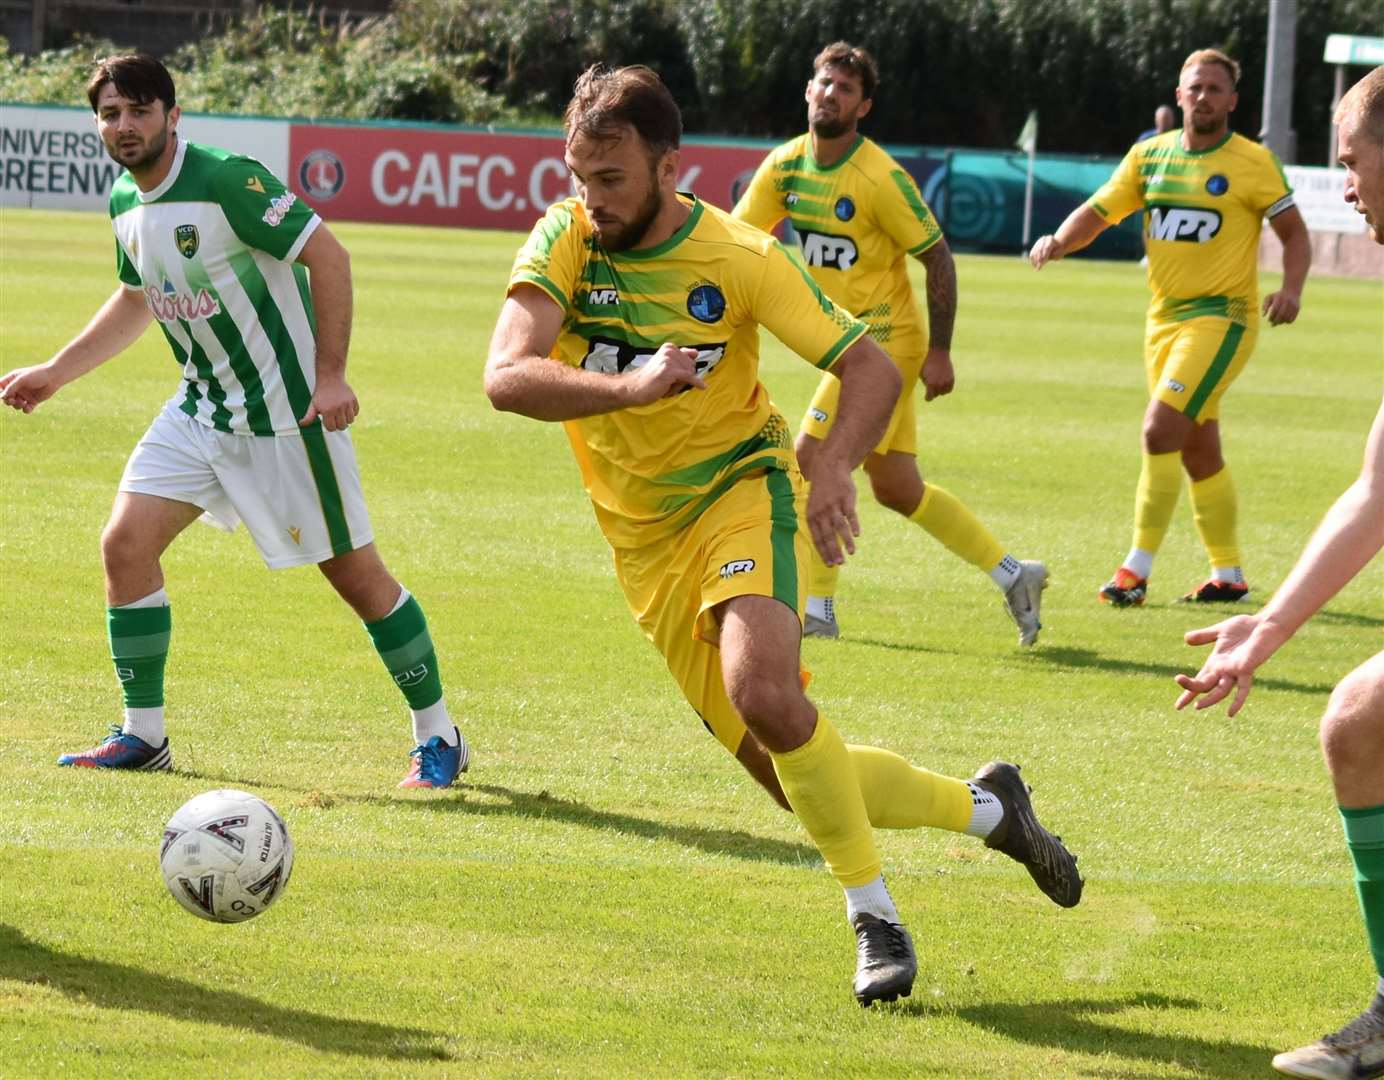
left=321, top=543, right=468, bottom=789
left=1274, top=654, right=1384, bottom=1079
left=60, top=492, right=202, bottom=771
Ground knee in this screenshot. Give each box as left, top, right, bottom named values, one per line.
left=724, top=675, right=812, bottom=752
left=100, top=518, right=141, bottom=575
left=1320, top=670, right=1384, bottom=770
left=871, top=482, right=917, bottom=516
left=1141, top=415, right=1182, bottom=455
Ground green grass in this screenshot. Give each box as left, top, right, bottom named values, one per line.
left=1, top=208, right=1381, bottom=1078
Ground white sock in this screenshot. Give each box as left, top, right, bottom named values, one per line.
left=119, top=587, right=170, bottom=609
left=1122, top=548, right=1155, bottom=580
left=989, top=554, right=1021, bottom=590
left=964, top=782, right=1004, bottom=839
left=386, top=586, right=410, bottom=617
left=122, top=707, right=166, bottom=746
left=805, top=595, right=835, bottom=622
left=1211, top=566, right=1244, bottom=585
left=411, top=699, right=455, bottom=746
left=844, top=875, right=901, bottom=924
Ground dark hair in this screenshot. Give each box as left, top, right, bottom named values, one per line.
left=812, top=41, right=879, bottom=101
left=87, top=54, right=176, bottom=113
left=563, top=64, right=681, bottom=158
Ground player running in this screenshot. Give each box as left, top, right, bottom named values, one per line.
left=733, top=42, right=1048, bottom=646
left=1031, top=48, right=1311, bottom=608
left=0, top=55, right=469, bottom=789
left=1175, top=66, right=1384, bottom=1080
left=485, top=63, right=1082, bottom=1007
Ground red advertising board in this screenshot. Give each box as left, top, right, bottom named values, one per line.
left=288, top=124, right=773, bottom=230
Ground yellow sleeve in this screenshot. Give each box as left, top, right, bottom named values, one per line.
left=507, top=201, right=586, bottom=312
left=1255, top=149, right=1296, bottom=219
left=753, top=241, right=869, bottom=371
left=1087, top=146, right=1145, bottom=225
left=875, top=166, right=944, bottom=256
left=730, top=152, right=786, bottom=231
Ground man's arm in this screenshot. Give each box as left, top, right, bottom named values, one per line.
left=1262, top=206, right=1310, bottom=326
left=296, top=224, right=358, bottom=431
left=1175, top=397, right=1384, bottom=714
left=484, top=285, right=706, bottom=421
left=916, top=237, right=956, bottom=401
left=806, top=336, right=902, bottom=565
left=0, top=287, right=152, bottom=413
left=1029, top=204, right=1110, bottom=268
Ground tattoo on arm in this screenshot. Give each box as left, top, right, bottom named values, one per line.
left=919, top=242, right=957, bottom=350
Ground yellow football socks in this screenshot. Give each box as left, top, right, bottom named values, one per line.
left=807, top=542, right=840, bottom=600
left=1132, top=451, right=1182, bottom=554
left=909, top=483, right=1006, bottom=572
left=769, top=714, right=881, bottom=888
left=1189, top=466, right=1241, bottom=570
left=847, top=745, right=974, bottom=832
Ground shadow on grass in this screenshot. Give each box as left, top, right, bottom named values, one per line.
left=1313, top=608, right=1384, bottom=630
left=0, top=924, right=449, bottom=1060
left=906, top=991, right=1272, bottom=1079
left=176, top=770, right=823, bottom=870
left=419, top=783, right=823, bottom=868
left=1033, top=646, right=1336, bottom=697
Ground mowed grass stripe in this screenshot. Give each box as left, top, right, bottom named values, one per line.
left=1, top=207, right=1381, bottom=1078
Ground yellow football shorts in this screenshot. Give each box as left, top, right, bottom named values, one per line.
left=611, top=467, right=809, bottom=754
left=1145, top=315, right=1257, bottom=422
left=800, top=348, right=923, bottom=457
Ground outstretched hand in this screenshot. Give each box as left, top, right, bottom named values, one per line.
left=1173, top=614, right=1275, bottom=717
left=0, top=365, right=61, bottom=414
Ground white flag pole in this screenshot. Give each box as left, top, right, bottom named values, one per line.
left=1019, top=111, right=1038, bottom=253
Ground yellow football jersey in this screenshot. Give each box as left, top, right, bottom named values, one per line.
left=732, top=134, right=943, bottom=357
left=1089, top=131, right=1295, bottom=325
left=507, top=194, right=868, bottom=548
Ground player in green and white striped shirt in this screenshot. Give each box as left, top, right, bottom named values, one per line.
left=0, top=55, right=469, bottom=789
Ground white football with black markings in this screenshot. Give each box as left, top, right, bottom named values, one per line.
left=160, top=789, right=294, bottom=923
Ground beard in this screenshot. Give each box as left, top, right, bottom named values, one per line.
left=591, top=179, right=663, bottom=252
left=105, top=126, right=172, bottom=172
left=810, top=112, right=852, bottom=139
left=1189, top=112, right=1224, bottom=136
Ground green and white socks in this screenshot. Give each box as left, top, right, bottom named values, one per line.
left=109, top=588, right=170, bottom=747
left=364, top=588, right=457, bottom=747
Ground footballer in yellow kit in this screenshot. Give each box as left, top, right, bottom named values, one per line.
left=506, top=191, right=864, bottom=751
left=1031, top=47, right=1309, bottom=607
left=486, top=63, right=1084, bottom=1008
left=733, top=41, right=1048, bottom=648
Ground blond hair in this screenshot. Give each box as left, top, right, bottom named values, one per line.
left=1334, top=66, right=1384, bottom=146
left=1181, top=48, right=1240, bottom=87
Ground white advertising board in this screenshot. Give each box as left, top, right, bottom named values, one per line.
left=0, top=103, right=289, bottom=211
left=1283, top=164, right=1367, bottom=235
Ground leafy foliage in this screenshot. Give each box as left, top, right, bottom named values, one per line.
left=2, top=0, right=1380, bottom=159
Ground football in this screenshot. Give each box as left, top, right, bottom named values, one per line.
left=159, top=789, right=294, bottom=924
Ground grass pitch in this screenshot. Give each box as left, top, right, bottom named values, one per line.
left=1, top=208, right=1382, bottom=1078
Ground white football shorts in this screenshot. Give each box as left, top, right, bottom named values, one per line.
left=120, top=403, right=374, bottom=569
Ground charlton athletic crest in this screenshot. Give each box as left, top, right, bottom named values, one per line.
left=175, top=224, right=199, bottom=259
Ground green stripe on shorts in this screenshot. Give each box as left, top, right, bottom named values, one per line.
left=766, top=470, right=799, bottom=612
left=300, top=424, right=353, bottom=557
left=1184, top=322, right=1245, bottom=421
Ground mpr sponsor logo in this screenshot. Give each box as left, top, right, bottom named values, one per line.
left=809, top=407, right=829, bottom=423
left=798, top=229, right=858, bottom=269
left=1147, top=206, right=1221, bottom=243
left=719, top=559, right=755, bottom=579
left=587, top=287, right=620, bottom=306
left=581, top=337, right=727, bottom=382
left=1166, top=378, right=1186, bottom=393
